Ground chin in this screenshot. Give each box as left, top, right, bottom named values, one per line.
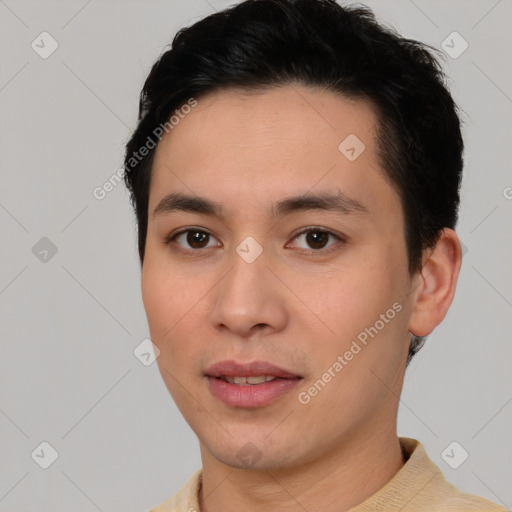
left=203, top=434, right=303, bottom=472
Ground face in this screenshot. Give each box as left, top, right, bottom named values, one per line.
left=142, top=85, right=415, bottom=471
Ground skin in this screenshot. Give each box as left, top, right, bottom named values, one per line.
left=141, top=84, right=462, bottom=512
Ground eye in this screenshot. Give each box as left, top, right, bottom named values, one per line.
left=287, top=228, right=344, bottom=253
left=164, top=227, right=345, bottom=254
left=166, top=229, right=221, bottom=251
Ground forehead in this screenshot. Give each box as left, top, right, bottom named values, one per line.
left=149, top=84, right=398, bottom=222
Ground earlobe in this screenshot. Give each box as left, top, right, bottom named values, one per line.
left=408, top=229, right=463, bottom=337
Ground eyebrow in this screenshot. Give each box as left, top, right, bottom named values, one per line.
left=152, top=190, right=367, bottom=219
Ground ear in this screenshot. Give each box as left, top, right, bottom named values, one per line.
left=408, top=228, right=463, bottom=337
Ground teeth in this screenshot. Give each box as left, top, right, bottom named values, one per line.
left=223, top=375, right=277, bottom=385
left=247, top=376, right=267, bottom=384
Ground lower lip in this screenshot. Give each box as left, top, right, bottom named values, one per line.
left=207, top=376, right=302, bottom=408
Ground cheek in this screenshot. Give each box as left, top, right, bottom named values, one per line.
left=142, top=270, right=171, bottom=332
left=303, top=251, right=409, bottom=368
left=141, top=264, right=211, bottom=373
left=141, top=253, right=192, bottom=325
left=308, top=266, right=394, bottom=332
left=142, top=270, right=200, bottom=405
left=141, top=267, right=188, bottom=356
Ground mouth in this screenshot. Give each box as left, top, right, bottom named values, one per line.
left=205, top=359, right=301, bottom=380
left=216, top=375, right=281, bottom=385
left=205, top=360, right=302, bottom=408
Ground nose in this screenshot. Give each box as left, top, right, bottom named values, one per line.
left=209, top=244, right=289, bottom=338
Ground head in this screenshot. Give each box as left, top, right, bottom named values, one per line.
left=124, top=0, right=463, bottom=470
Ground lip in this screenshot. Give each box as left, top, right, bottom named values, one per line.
left=205, top=360, right=302, bottom=408
left=205, top=360, right=301, bottom=379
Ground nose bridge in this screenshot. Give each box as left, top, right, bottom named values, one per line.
left=210, top=238, right=288, bottom=336
left=221, top=238, right=269, bottom=312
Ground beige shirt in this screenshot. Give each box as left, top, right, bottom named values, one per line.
left=148, top=437, right=507, bottom=511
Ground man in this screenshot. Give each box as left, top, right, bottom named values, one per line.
left=123, top=0, right=506, bottom=510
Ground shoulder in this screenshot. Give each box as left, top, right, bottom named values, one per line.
left=428, top=473, right=508, bottom=511
left=397, top=438, right=508, bottom=512
left=424, top=481, right=508, bottom=511
left=353, top=438, right=507, bottom=512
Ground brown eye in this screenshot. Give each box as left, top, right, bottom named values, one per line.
left=186, top=231, right=209, bottom=249
left=167, top=229, right=221, bottom=250
left=290, top=228, right=343, bottom=252
left=305, top=230, right=330, bottom=249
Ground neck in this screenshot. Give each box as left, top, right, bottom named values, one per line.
left=198, top=425, right=405, bottom=512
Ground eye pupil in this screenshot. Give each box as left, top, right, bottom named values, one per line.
left=187, top=231, right=208, bottom=248
left=306, top=231, right=328, bottom=249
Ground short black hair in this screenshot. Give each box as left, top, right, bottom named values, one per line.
left=123, top=0, right=464, bottom=363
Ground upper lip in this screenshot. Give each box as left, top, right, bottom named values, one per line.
left=205, top=360, right=301, bottom=379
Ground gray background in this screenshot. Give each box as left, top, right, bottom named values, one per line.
left=0, top=0, right=511, bottom=510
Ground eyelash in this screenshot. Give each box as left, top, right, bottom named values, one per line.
left=163, top=227, right=346, bottom=256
